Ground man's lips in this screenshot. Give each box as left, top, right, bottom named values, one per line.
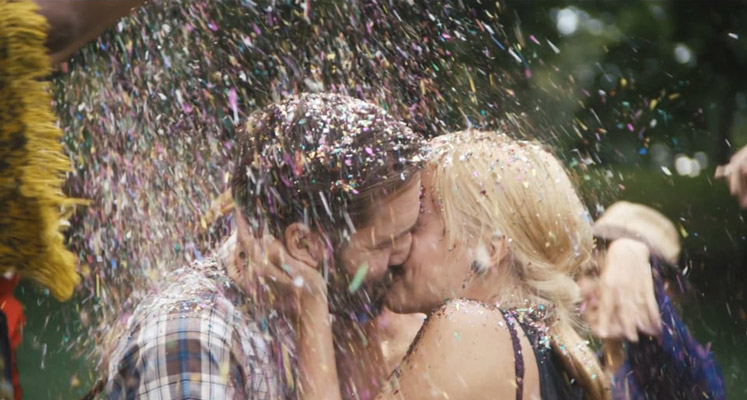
left=366, top=266, right=405, bottom=304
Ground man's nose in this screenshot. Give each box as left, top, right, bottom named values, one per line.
left=366, top=262, right=390, bottom=282
left=388, top=232, right=412, bottom=266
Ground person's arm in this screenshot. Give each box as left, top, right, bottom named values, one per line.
left=370, top=309, right=426, bottom=373
left=716, top=144, right=747, bottom=208
left=294, top=286, right=343, bottom=400
left=244, top=233, right=516, bottom=399
left=615, top=260, right=726, bottom=400
left=585, top=238, right=660, bottom=342
left=34, top=0, right=145, bottom=64
left=240, top=233, right=342, bottom=400
left=375, top=300, right=518, bottom=400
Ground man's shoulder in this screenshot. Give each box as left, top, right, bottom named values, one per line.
left=144, top=265, right=241, bottom=313
left=105, top=269, right=270, bottom=394
left=103, top=247, right=295, bottom=399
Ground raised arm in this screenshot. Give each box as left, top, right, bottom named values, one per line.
left=34, top=0, right=145, bottom=64
left=585, top=238, right=659, bottom=342
left=236, top=224, right=342, bottom=400
left=716, top=144, right=747, bottom=208
left=615, top=260, right=726, bottom=400
left=376, top=300, right=524, bottom=400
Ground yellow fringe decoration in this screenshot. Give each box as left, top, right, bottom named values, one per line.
left=0, top=0, right=80, bottom=300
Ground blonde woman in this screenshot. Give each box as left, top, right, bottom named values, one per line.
left=249, top=130, right=610, bottom=400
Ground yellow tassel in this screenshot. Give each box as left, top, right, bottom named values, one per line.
left=0, top=0, right=80, bottom=300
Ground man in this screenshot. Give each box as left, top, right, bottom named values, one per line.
left=102, top=92, right=424, bottom=399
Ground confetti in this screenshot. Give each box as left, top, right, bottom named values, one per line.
left=347, top=263, right=368, bottom=294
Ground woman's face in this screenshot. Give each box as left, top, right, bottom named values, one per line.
left=384, top=169, right=480, bottom=314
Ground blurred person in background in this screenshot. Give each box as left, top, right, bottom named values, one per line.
left=582, top=201, right=726, bottom=400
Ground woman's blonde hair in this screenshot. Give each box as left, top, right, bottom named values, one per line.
left=428, top=130, right=610, bottom=400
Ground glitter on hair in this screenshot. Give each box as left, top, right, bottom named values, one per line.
left=231, top=92, right=424, bottom=243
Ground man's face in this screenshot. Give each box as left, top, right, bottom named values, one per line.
left=334, top=177, right=421, bottom=298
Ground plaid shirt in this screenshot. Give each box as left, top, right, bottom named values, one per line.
left=105, top=236, right=297, bottom=399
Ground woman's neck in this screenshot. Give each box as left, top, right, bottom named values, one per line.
left=464, top=262, right=526, bottom=308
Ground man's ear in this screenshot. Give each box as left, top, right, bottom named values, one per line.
left=235, top=209, right=252, bottom=246
left=284, top=222, right=324, bottom=269
left=230, top=209, right=255, bottom=283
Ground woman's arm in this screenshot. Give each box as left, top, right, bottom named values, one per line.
left=34, top=0, right=145, bottom=64
left=371, top=309, right=426, bottom=373
left=238, top=230, right=342, bottom=400
left=585, top=238, right=660, bottom=342
left=295, top=289, right=343, bottom=400
left=246, top=236, right=521, bottom=399
left=613, top=260, right=726, bottom=400
left=375, top=300, right=519, bottom=400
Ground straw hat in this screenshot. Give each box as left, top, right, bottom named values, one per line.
left=593, top=201, right=681, bottom=265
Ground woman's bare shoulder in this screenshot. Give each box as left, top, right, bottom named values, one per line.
left=378, top=299, right=519, bottom=400
left=424, top=298, right=515, bottom=352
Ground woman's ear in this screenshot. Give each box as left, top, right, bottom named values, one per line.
left=284, top=222, right=324, bottom=269
left=488, top=234, right=509, bottom=269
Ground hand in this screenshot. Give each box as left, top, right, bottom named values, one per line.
left=582, top=238, right=661, bottom=342
left=716, top=145, right=747, bottom=208
left=235, top=228, right=341, bottom=400
left=237, top=230, right=327, bottom=302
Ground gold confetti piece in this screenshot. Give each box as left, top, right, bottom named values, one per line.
left=679, top=224, right=689, bottom=238
left=219, top=360, right=230, bottom=382
left=649, top=98, right=659, bottom=110
left=282, top=348, right=295, bottom=389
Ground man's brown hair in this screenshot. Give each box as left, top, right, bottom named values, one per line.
left=231, top=93, right=423, bottom=244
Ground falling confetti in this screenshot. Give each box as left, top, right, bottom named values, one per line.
left=34, top=1, right=744, bottom=397
left=348, top=263, right=369, bottom=294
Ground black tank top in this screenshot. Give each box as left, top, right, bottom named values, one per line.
left=501, top=308, right=585, bottom=400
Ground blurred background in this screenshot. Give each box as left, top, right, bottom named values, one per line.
left=16, top=1, right=747, bottom=398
